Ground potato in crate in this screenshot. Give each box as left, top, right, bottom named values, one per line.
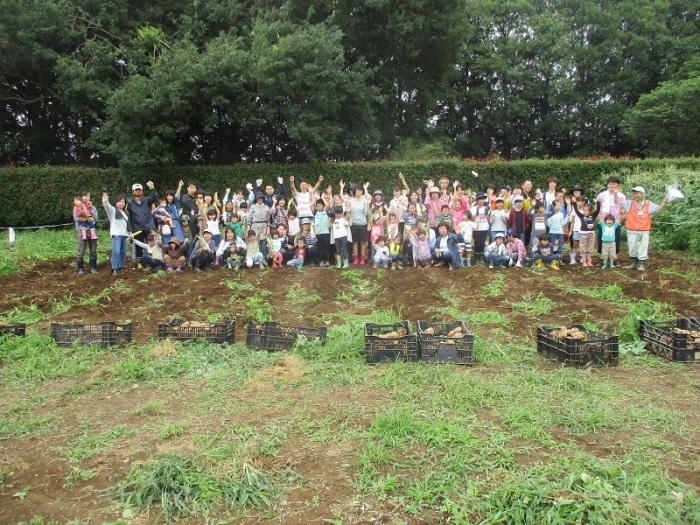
left=0, top=322, right=26, bottom=337
left=157, top=318, right=235, bottom=344
left=50, top=322, right=132, bottom=347
left=638, top=318, right=700, bottom=362
left=537, top=324, right=618, bottom=367
left=417, top=320, right=474, bottom=365
left=246, top=321, right=327, bottom=351
left=364, top=321, right=417, bottom=364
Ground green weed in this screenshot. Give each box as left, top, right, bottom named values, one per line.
left=659, top=266, right=698, bottom=281
left=240, top=292, right=274, bottom=322
left=119, top=454, right=276, bottom=518
left=67, top=425, right=133, bottom=462
left=616, top=299, right=675, bottom=342
left=483, top=273, right=506, bottom=297
left=577, top=283, right=627, bottom=302
left=512, top=293, right=556, bottom=315
left=0, top=304, right=44, bottom=324
left=157, top=421, right=190, bottom=440
left=465, top=310, right=512, bottom=326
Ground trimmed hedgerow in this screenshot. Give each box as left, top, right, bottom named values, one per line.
left=1, top=158, right=699, bottom=227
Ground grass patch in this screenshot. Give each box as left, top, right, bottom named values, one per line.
left=659, top=266, right=698, bottom=281
left=67, top=424, right=133, bottom=462
left=511, top=293, right=556, bottom=315
left=465, top=311, right=511, bottom=326
left=426, top=285, right=464, bottom=320
left=157, top=421, right=190, bottom=440
left=119, top=454, right=276, bottom=518
left=239, top=292, right=274, bottom=322
left=577, top=283, right=627, bottom=302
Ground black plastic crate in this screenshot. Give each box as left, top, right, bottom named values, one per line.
left=364, top=322, right=418, bottom=364
left=417, top=320, right=474, bottom=365
left=0, top=322, right=26, bottom=337
left=638, top=318, right=700, bottom=362
left=158, top=318, right=235, bottom=344
left=50, top=322, right=132, bottom=347
left=246, top=321, right=327, bottom=351
left=537, top=324, right=618, bottom=367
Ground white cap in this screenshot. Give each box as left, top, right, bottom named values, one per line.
left=495, top=233, right=505, bottom=239
left=632, top=186, right=646, bottom=193
left=512, top=196, right=524, bottom=202
left=202, top=229, right=212, bottom=234
left=131, top=183, right=143, bottom=191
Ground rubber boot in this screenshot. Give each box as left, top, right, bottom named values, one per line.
left=535, top=259, right=544, bottom=268
left=551, top=260, right=560, bottom=270
left=89, top=256, right=97, bottom=273
left=570, top=253, right=576, bottom=265
left=353, top=254, right=359, bottom=265
left=213, top=255, right=220, bottom=266
left=90, top=230, right=98, bottom=240
left=636, top=260, right=646, bottom=271
left=360, top=255, right=366, bottom=265
left=626, top=258, right=638, bottom=270
left=342, top=259, right=349, bottom=268
left=77, top=257, right=85, bottom=276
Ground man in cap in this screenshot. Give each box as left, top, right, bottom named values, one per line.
left=620, top=186, right=668, bottom=271
left=126, top=181, right=159, bottom=266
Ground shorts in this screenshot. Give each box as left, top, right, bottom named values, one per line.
left=350, top=225, right=368, bottom=243
left=572, top=231, right=580, bottom=241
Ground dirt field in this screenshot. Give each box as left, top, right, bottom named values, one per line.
left=0, top=253, right=698, bottom=524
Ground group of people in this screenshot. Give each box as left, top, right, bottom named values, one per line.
left=82, top=172, right=667, bottom=276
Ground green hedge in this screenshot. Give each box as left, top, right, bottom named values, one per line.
left=1, top=158, right=699, bottom=226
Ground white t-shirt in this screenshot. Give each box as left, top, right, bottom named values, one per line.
left=489, top=209, right=509, bottom=231
left=332, top=218, right=349, bottom=238
left=374, top=245, right=390, bottom=261
left=439, top=237, right=448, bottom=252
left=296, top=191, right=312, bottom=218
left=458, top=221, right=475, bottom=242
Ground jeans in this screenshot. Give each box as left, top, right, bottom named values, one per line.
left=484, top=253, right=509, bottom=266
left=111, top=235, right=127, bottom=270
left=141, top=254, right=164, bottom=269
left=532, top=253, right=561, bottom=263
left=246, top=252, right=265, bottom=267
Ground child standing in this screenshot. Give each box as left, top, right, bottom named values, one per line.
left=269, top=229, right=285, bottom=268
left=473, top=193, right=491, bottom=264
left=599, top=214, right=621, bottom=269
left=457, top=210, right=475, bottom=267
left=314, top=199, right=332, bottom=266
left=573, top=202, right=600, bottom=267
left=489, top=197, right=509, bottom=241
left=330, top=206, right=350, bottom=269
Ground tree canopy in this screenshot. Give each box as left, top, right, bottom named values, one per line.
left=1, top=0, right=698, bottom=167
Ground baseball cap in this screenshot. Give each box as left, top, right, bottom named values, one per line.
left=301, top=218, right=312, bottom=225
left=512, top=196, right=524, bottom=202
left=132, top=183, right=143, bottom=191
left=632, top=186, right=646, bottom=193
left=495, top=233, right=505, bottom=239
left=202, top=229, right=212, bottom=234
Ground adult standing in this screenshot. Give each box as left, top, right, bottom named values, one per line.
left=595, top=175, right=626, bottom=266
left=180, top=181, right=199, bottom=237
left=620, top=186, right=668, bottom=271
left=290, top=175, right=323, bottom=225
left=521, top=180, right=534, bottom=210
left=127, top=181, right=159, bottom=266
left=73, top=192, right=98, bottom=275
left=348, top=184, right=370, bottom=265
left=161, top=181, right=185, bottom=244
left=102, top=191, right=130, bottom=276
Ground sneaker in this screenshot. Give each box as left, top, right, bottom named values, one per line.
left=373, top=263, right=377, bottom=269
left=295, top=263, right=304, bottom=270
left=233, top=260, right=241, bottom=271
left=397, top=263, right=403, bottom=269
left=194, top=267, right=202, bottom=273
left=515, top=261, right=523, bottom=268
left=489, top=263, right=494, bottom=269
left=258, top=261, right=265, bottom=269
left=167, top=265, right=174, bottom=272
left=176, top=266, right=183, bottom=272
left=90, top=267, right=97, bottom=274
left=78, top=269, right=85, bottom=276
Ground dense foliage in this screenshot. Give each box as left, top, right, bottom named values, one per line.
left=2, top=159, right=699, bottom=229
left=1, top=0, right=698, bottom=167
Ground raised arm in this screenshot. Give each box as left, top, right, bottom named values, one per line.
left=398, top=172, right=410, bottom=193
